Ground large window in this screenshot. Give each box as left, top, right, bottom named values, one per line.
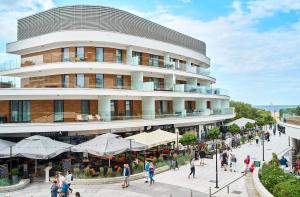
left=54, top=100, right=64, bottom=122
left=159, top=100, right=168, bottom=114
left=125, top=100, right=132, bottom=117
left=149, top=78, right=160, bottom=90
left=62, top=48, right=69, bottom=62
left=132, top=52, right=142, bottom=65
left=76, top=47, right=85, bottom=61
left=149, top=54, right=160, bottom=67
left=96, top=47, right=104, bottom=62
left=116, top=75, right=124, bottom=89
left=76, top=74, right=85, bottom=88
left=116, top=49, right=122, bottom=63
left=96, top=74, right=104, bottom=88
left=110, top=100, right=116, bottom=119
left=81, top=100, right=90, bottom=115
left=62, top=74, right=69, bottom=88
left=11, top=100, right=31, bottom=123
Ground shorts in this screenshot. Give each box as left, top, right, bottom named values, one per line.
left=124, top=176, right=129, bottom=182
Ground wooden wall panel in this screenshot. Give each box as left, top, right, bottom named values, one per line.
left=132, top=100, right=141, bottom=117
left=104, top=74, right=114, bottom=88
left=31, top=100, right=53, bottom=123
left=122, top=49, right=127, bottom=64
left=117, top=100, right=125, bottom=117
left=123, top=75, right=131, bottom=88
left=22, top=75, right=62, bottom=88
left=0, top=101, right=10, bottom=122
left=142, top=53, right=149, bottom=66
left=104, top=48, right=116, bottom=62
left=85, top=47, right=96, bottom=62
left=64, top=100, right=81, bottom=122
left=90, top=100, right=98, bottom=115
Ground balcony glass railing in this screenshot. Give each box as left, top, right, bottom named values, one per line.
left=0, top=108, right=235, bottom=124
left=0, top=52, right=211, bottom=77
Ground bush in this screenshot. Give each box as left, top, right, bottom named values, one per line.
left=11, top=168, right=19, bottom=176
left=99, top=167, right=104, bottom=177
left=240, top=136, right=246, bottom=144
left=270, top=153, right=279, bottom=166
left=260, top=163, right=294, bottom=193
left=107, top=168, right=114, bottom=177
left=83, top=167, right=90, bottom=178
left=272, top=179, right=300, bottom=197
left=0, top=178, right=10, bottom=186
left=73, top=167, right=81, bottom=178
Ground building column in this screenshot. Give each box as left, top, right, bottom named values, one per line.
left=131, top=71, right=143, bottom=90
left=142, top=97, right=155, bottom=119
left=164, top=53, right=171, bottom=67
left=164, top=74, right=175, bottom=91
left=98, top=96, right=111, bottom=121
left=173, top=98, right=186, bottom=117
left=126, top=46, right=133, bottom=65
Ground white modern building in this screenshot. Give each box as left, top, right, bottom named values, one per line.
left=0, top=5, right=234, bottom=141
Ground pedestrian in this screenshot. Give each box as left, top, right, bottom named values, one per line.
left=248, top=133, right=252, bottom=145
left=273, top=128, right=276, bottom=136
left=279, top=156, right=288, bottom=170
left=60, top=178, right=69, bottom=197
left=255, top=134, right=259, bottom=145
left=122, top=163, right=130, bottom=188
left=66, top=170, right=73, bottom=194
left=230, top=153, right=237, bottom=172
left=222, top=151, right=228, bottom=171
left=243, top=155, right=250, bottom=173
left=279, top=131, right=281, bottom=136
left=149, top=161, right=155, bottom=184
left=51, top=180, right=59, bottom=197
left=75, top=192, right=81, bottom=197
left=144, top=160, right=150, bottom=183
left=267, top=132, right=270, bottom=142
left=199, top=148, right=206, bottom=166
left=188, top=158, right=195, bottom=178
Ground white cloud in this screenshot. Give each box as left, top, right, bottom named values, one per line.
left=142, top=0, right=300, bottom=74
left=0, top=0, right=54, bottom=43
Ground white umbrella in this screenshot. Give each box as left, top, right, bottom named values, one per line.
left=72, top=133, right=148, bottom=156
left=0, top=139, right=15, bottom=150
left=0, top=135, right=72, bottom=159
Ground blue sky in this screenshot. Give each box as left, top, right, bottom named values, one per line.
left=0, top=0, right=299, bottom=105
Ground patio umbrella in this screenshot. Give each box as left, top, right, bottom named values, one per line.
left=71, top=133, right=148, bottom=156
left=0, top=139, right=15, bottom=149
left=0, top=135, right=72, bottom=159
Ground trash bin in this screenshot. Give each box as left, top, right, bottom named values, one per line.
left=254, top=161, right=261, bottom=167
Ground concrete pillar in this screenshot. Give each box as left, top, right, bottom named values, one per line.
left=173, top=98, right=186, bottom=117
left=98, top=96, right=111, bottom=121
left=142, top=97, right=155, bottom=119
left=164, top=74, right=175, bottom=91
left=131, top=71, right=143, bottom=90
left=126, top=46, right=133, bottom=65
left=164, top=53, right=170, bottom=65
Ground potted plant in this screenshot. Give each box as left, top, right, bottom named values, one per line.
left=11, top=168, right=19, bottom=184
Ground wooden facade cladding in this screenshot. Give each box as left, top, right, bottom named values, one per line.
left=0, top=101, right=10, bottom=122
left=104, top=48, right=116, bottom=62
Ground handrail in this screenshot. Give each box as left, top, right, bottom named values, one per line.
left=209, top=174, right=245, bottom=196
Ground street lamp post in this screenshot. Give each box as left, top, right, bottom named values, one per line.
left=215, top=139, right=219, bottom=188
left=9, top=145, right=12, bottom=184
left=262, top=126, right=265, bottom=162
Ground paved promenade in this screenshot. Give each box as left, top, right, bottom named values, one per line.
left=156, top=132, right=289, bottom=196
left=1, top=131, right=289, bottom=197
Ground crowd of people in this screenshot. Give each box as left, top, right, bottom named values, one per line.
left=50, top=170, right=80, bottom=197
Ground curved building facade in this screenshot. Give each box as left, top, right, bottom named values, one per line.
left=0, top=5, right=234, bottom=139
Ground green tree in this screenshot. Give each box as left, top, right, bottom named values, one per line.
left=179, top=132, right=198, bottom=146
left=207, top=127, right=220, bottom=140
left=245, top=122, right=254, bottom=130
left=296, top=106, right=300, bottom=116
left=228, top=123, right=240, bottom=135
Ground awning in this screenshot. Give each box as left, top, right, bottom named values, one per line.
left=226, top=117, right=256, bottom=128
left=0, top=139, right=16, bottom=150
left=126, top=129, right=182, bottom=148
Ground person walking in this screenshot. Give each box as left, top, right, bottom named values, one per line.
left=248, top=133, right=252, bottom=145
left=199, top=148, right=206, bottom=166
left=230, top=153, right=237, bottom=172
left=122, top=163, right=130, bottom=188
left=50, top=180, right=59, bottom=197
left=149, top=161, right=155, bottom=184
left=222, top=151, right=228, bottom=171
left=188, top=158, right=195, bottom=178
left=144, top=160, right=150, bottom=183
left=66, top=170, right=73, bottom=194
left=279, top=156, right=288, bottom=170
left=255, top=134, right=259, bottom=145
left=243, top=155, right=250, bottom=173
left=60, top=178, right=69, bottom=197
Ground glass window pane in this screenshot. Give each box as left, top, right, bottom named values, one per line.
left=110, top=100, right=115, bottom=117
left=22, top=101, right=31, bottom=122
left=11, top=100, right=19, bottom=122
left=116, top=75, right=123, bottom=88
left=63, top=48, right=69, bottom=62
left=132, top=52, right=142, bottom=65
left=116, top=49, right=122, bottom=63
left=125, top=100, right=132, bottom=116
left=54, top=100, right=64, bottom=122
left=96, top=74, right=104, bottom=88
left=76, top=47, right=85, bottom=61
left=149, top=54, right=159, bottom=67
left=76, top=74, right=85, bottom=88
left=81, top=100, right=89, bottom=115
left=63, top=74, right=69, bottom=88
left=96, top=47, right=104, bottom=62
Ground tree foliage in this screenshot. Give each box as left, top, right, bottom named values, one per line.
left=179, top=132, right=197, bottom=146
left=245, top=122, right=254, bottom=129
left=207, top=127, right=220, bottom=139
left=228, top=123, right=240, bottom=135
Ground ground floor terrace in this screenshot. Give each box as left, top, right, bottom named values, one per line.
left=1, top=127, right=290, bottom=197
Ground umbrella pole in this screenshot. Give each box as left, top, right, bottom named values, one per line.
left=9, top=145, right=12, bottom=184
left=35, top=159, right=37, bottom=174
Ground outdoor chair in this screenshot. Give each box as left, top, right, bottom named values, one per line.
left=95, top=114, right=101, bottom=121
left=88, top=115, right=95, bottom=121
left=76, top=114, right=84, bottom=121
